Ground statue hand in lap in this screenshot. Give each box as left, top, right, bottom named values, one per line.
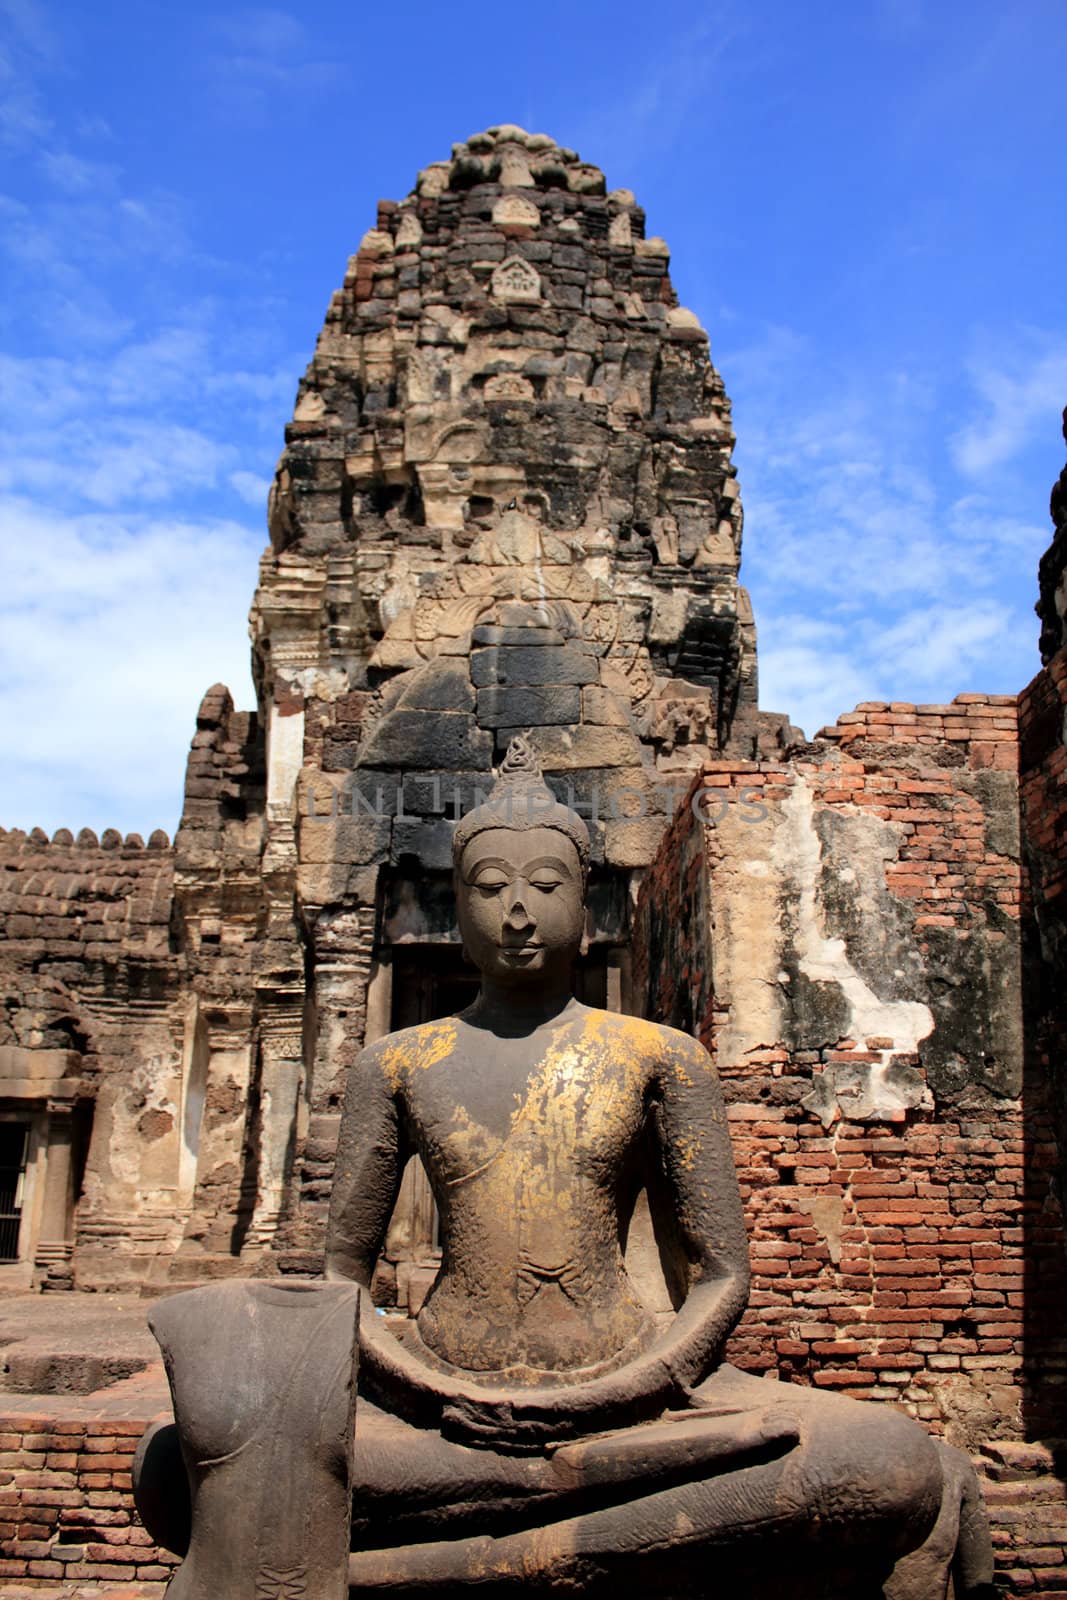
left=326, top=736, right=994, bottom=1598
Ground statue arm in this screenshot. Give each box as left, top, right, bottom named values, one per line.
left=640, top=1028, right=751, bottom=1384
left=324, top=1043, right=514, bottom=1427
left=324, top=1041, right=408, bottom=1285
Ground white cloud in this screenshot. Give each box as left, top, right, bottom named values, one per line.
left=758, top=598, right=1026, bottom=739
left=203, top=7, right=342, bottom=118
left=951, top=332, right=1067, bottom=476
left=0, top=0, right=60, bottom=60
left=719, top=315, right=1052, bottom=734
left=230, top=469, right=271, bottom=507
left=0, top=1, right=57, bottom=148
left=758, top=637, right=868, bottom=738
left=0, top=496, right=262, bottom=836
left=38, top=147, right=118, bottom=195
left=0, top=407, right=237, bottom=507
left=874, top=600, right=1015, bottom=680
left=217, top=6, right=306, bottom=56
left=0, top=20, right=297, bottom=832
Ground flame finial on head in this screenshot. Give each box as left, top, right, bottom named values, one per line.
left=452, top=734, right=590, bottom=876
left=496, top=731, right=540, bottom=782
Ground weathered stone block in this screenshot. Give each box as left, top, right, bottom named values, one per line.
left=475, top=686, right=581, bottom=728
left=582, top=687, right=634, bottom=727
left=345, top=770, right=402, bottom=817
left=603, top=816, right=670, bottom=867
left=470, top=646, right=597, bottom=688
left=545, top=765, right=667, bottom=822
left=497, top=601, right=577, bottom=631
left=524, top=725, right=644, bottom=769
left=360, top=711, right=493, bottom=769
left=299, top=814, right=391, bottom=866
left=392, top=818, right=457, bottom=870
left=401, top=772, right=487, bottom=816
left=471, top=625, right=565, bottom=647
left=394, top=659, right=476, bottom=713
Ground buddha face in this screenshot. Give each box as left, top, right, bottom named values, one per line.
left=456, top=826, right=585, bottom=988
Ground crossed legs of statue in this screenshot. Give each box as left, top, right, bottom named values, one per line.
left=349, top=1365, right=994, bottom=1599
left=134, top=1295, right=994, bottom=1598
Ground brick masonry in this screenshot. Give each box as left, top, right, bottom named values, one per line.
left=0, top=1415, right=174, bottom=1592
left=633, top=694, right=1067, bottom=1594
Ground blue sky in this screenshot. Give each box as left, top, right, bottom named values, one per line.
left=1, top=0, right=1064, bottom=834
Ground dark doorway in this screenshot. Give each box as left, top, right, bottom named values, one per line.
left=389, top=948, right=480, bottom=1032
left=389, top=945, right=609, bottom=1032
left=0, top=1122, right=29, bottom=1261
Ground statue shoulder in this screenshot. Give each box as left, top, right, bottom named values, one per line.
left=354, top=1014, right=464, bottom=1090
left=581, top=1009, right=715, bottom=1073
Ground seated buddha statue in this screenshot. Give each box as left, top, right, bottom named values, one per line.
left=326, top=737, right=994, bottom=1599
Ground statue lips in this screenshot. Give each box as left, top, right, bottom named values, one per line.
left=503, top=941, right=540, bottom=953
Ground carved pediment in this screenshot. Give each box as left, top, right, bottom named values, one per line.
left=491, top=256, right=541, bottom=303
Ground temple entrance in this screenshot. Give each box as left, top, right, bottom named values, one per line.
left=388, top=947, right=480, bottom=1033
left=0, top=1121, right=29, bottom=1261
left=387, top=944, right=610, bottom=1032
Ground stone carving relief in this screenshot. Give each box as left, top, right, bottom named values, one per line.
left=608, top=210, right=632, bottom=248
left=256, top=1565, right=308, bottom=1599
left=371, top=595, right=492, bottom=671
left=395, top=210, right=422, bottom=247
left=467, top=507, right=574, bottom=568
left=490, top=256, right=541, bottom=302
left=643, top=692, right=715, bottom=754
left=497, top=146, right=535, bottom=187
left=483, top=372, right=534, bottom=400
left=492, top=195, right=540, bottom=228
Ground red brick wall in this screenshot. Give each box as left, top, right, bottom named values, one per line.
left=0, top=1416, right=174, bottom=1590
left=633, top=694, right=1067, bottom=1595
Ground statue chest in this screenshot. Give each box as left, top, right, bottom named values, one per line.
left=403, top=1039, right=648, bottom=1195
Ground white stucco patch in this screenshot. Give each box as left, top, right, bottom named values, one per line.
left=267, top=703, right=306, bottom=816
left=773, top=778, right=935, bottom=1123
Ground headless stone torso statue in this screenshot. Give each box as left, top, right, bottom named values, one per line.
left=326, top=737, right=994, bottom=1598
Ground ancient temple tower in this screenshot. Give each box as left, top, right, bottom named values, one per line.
left=2, top=125, right=773, bottom=1293
left=211, top=125, right=771, bottom=1284
left=256, top=123, right=758, bottom=769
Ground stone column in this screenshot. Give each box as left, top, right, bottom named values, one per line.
left=171, top=1006, right=255, bottom=1272
left=34, top=1098, right=75, bottom=1290
left=246, top=1021, right=305, bottom=1247
left=270, top=907, right=374, bottom=1273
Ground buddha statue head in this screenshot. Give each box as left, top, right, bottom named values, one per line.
left=452, top=734, right=590, bottom=991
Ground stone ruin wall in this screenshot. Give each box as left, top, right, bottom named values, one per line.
left=632, top=692, right=1067, bottom=1589
left=1, top=120, right=1067, bottom=1594
left=248, top=123, right=780, bottom=1277
left=0, top=826, right=179, bottom=1289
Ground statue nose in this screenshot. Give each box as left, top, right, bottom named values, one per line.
left=503, top=888, right=533, bottom=926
